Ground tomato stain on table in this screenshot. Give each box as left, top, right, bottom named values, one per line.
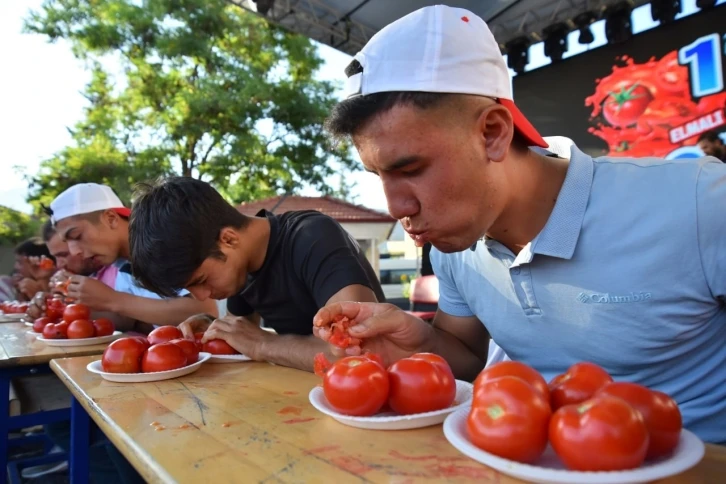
left=178, top=424, right=190, bottom=430
left=282, top=417, right=317, bottom=424
left=425, top=463, right=500, bottom=481
left=283, top=391, right=298, bottom=395
left=221, top=422, right=232, bottom=428
left=154, top=426, right=166, bottom=431
left=304, top=445, right=340, bottom=455
left=149, top=421, right=161, bottom=427
left=388, top=450, right=467, bottom=463
left=330, top=455, right=372, bottom=475
left=277, top=406, right=302, bottom=416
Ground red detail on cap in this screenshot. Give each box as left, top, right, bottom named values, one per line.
left=498, top=99, right=548, bottom=148
left=461, top=16, right=469, bottom=22
left=113, top=207, right=131, bottom=218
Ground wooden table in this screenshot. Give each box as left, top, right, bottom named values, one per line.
left=0, top=322, right=115, bottom=481
left=51, top=356, right=726, bottom=484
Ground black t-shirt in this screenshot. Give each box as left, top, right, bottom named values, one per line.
left=226, top=210, right=386, bottom=335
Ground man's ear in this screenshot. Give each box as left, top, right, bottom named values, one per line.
left=218, top=227, right=239, bottom=248
left=477, top=104, right=515, bottom=163
left=103, top=210, right=120, bottom=228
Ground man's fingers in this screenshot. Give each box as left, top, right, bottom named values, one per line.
left=179, top=322, right=193, bottom=339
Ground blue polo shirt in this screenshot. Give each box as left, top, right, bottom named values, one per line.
left=432, top=145, right=726, bottom=444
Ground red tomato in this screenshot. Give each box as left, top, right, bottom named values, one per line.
left=33, top=317, right=54, bottom=334
left=62, top=304, right=91, bottom=324
left=170, top=338, right=200, bottom=364
left=102, top=337, right=148, bottom=373
left=596, top=382, right=682, bottom=459
left=55, top=321, right=69, bottom=337
left=550, top=395, right=649, bottom=471
left=202, top=339, right=238, bottom=355
left=387, top=353, right=456, bottom=415
left=328, top=315, right=361, bottom=349
left=131, top=336, right=151, bottom=349
left=314, top=352, right=332, bottom=377
left=467, top=376, right=551, bottom=463
left=92, top=318, right=115, bottom=337
left=323, top=355, right=389, bottom=416
left=474, top=361, right=549, bottom=402
left=46, top=298, right=66, bottom=320
left=39, top=257, right=55, bottom=270
left=66, top=319, right=96, bottom=339
left=603, top=83, right=653, bottom=127
left=141, top=343, right=188, bottom=373
left=549, top=362, right=613, bottom=411
left=42, top=323, right=66, bottom=339
left=147, top=326, right=183, bottom=346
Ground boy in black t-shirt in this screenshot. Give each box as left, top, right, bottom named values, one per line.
left=129, top=177, right=385, bottom=372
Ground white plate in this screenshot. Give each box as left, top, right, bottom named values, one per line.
left=309, top=380, right=473, bottom=430
left=87, top=352, right=211, bottom=382
left=442, top=407, right=705, bottom=484
left=35, top=331, right=122, bottom=346
left=24, top=322, right=34, bottom=327
left=0, top=313, right=26, bottom=321
left=207, top=353, right=252, bottom=363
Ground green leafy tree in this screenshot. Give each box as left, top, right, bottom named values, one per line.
left=22, top=0, right=355, bottom=211
left=0, top=206, right=42, bottom=246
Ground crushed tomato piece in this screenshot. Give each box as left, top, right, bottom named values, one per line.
left=314, top=352, right=332, bottom=377
left=328, top=315, right=361, bottom=349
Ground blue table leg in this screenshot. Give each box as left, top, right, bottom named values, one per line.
left=0, top=371, right=10, bottom=484
left=70, top=397, right=89, bottom=484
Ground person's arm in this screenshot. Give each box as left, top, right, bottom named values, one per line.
left=430, top=311, right=489, bottom=382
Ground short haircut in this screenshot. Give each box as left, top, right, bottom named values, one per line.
left=698, top=131, right=724, bottom=143
left=15, top=237, right=52, bottom=258
left=129, top=176, right=250, bottom=297
left=41, top=219, right=56, bottom=243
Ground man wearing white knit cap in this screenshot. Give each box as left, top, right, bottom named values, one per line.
left=315, top=5, right=726, bottom=444
left=49, top=183, right=217, bottom=328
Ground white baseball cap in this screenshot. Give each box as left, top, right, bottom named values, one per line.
left=50, top=183, right=131, bottom=224
left=343, top=5, right=547, bottom=148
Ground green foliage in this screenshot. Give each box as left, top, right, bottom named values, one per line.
left=0, top=206, right=42, bottom=246
left=22, top=0, right=355, bottom=212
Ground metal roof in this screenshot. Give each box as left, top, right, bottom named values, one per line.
left=231, top=0, right=652, bottom=56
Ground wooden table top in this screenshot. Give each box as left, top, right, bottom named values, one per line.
left=0, top=323, right=112, bottom=369
left=51, top=355, right=726, bottom=484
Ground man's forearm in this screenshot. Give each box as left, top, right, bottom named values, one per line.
left=258, top=333, right=334, bottom=373
left=431, top=327, right=487, bottom=382
left=108, top=293, right=219, bottom=326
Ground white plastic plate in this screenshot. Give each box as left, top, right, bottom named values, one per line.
left=0, top=313, right=26, bottom=321
left=442, top=407, right=705, bottom=484
left=207, top=353, right=252, bottom=363
left=24, top=322, right=34, bottom=327
left=35, top=331, right=122, bottom=346
left=309, top=380, right=473, bottom=430
left=87, top=352, right=211, bottom=382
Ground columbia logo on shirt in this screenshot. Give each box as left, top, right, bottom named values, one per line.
left=577, top=292, right=652, bottom=304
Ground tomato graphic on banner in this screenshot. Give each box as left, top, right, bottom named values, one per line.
left=585, top=33, right=726, bottom=159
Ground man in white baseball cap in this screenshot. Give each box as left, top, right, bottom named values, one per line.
left=48, top=183, right=218, bottom=328
left=316, top=5, right=726, bottom=444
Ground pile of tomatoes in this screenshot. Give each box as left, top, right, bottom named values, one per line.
left=101, top=326, right=239, bottom=374
left=315, top=352, right=457, bottom=417
left=1, top=301, right=29, bottom=314
left=33, top=303, right=115, bottom=340
left=467, top=361, right=682, bottom=471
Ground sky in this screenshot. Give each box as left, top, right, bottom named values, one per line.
left=0, top=0, right=716, bottom=215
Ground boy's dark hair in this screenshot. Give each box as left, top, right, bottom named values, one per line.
left=41, top=219, right=56, bottom=243
left=698, top=131, right=724, bottom=143
left=15, top=237, right=52, bottom=258
left=129, top=176, right=250, bottom=297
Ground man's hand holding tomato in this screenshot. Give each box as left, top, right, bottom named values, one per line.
left=66, top=275, right=118, bottom=311
left=178, top=313, right=217, bottom=339
left=200, top=315, right=275, bottom=361
left=17, top=278, right=47, bottom=301
left=313, top=302, right=436, bottom=368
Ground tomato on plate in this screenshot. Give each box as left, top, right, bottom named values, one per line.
left=33, top=317, right=54, bottom=334
left=387, top=353, right=456, bottom=415
left=596, top=382, right=682, bottom=459
left=92, top=318, right=115, bottom=337
left=131, top=336, right=151, bottom=350
left=467, top=375, right=551, bottom=463
left=474, top=361, right=549, bottom=402
left=66, top=319, right=95, bottom=339
left=62, top=304, right=91, bottom=324
left=323, top=355, right=389, bottom=416
left=147, top=326, right=183, bottom=346
left=603, top=82, right=653, bottom=127
left=549, top=362, right=613, bottom=411
left=141, top=343, right=188, bottom=373
left=550, top=395, right=649, bottom=471
left=170, top=338, right=200, bottom=364
left=202, top=339, right=238, bottom=355
left=46, top=298, right=66, bottom=320
left=102, top=337, right=149, bottom=373
left=42, top=322, right=66, bottom=339
left=328, top=315, right=361, bottom=349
